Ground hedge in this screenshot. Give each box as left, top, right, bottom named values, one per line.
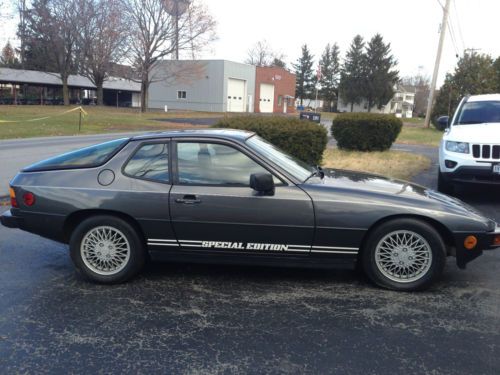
left=331, top=113, right=403, bottom=151
left=213, top=116, right=328, bottom=165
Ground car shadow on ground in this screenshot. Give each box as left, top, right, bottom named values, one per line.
left=453, top=184, right=500, bottom=204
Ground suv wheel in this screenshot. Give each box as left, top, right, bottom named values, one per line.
left=362, top=219, right=446, bottom=291
left=70, top=215, right=146, bottom=283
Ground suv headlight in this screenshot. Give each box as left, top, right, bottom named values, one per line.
left=445, top=141, right=469, bottom=154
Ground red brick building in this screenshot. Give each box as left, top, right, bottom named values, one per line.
left=254, top=66, right=296, bottom=114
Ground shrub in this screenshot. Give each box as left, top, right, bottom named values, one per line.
left=331, top=113, right=403, bottom=151
left=213, top=116, right=328, bottom=165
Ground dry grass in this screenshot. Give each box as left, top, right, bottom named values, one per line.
left=322, top=148, right=431, bottom=181
left=397, top=125, right=442, bottom=147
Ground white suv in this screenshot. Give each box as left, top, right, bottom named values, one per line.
left=438, top=94, right=500, bottom=193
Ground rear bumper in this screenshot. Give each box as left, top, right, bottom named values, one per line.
left=0, top=209, right=24, bottom=229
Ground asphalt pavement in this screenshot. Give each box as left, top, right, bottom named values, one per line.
left=1, top=128, right=500, bottom=373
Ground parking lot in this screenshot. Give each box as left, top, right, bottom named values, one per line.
left=1, top=142, right=500, bottom=374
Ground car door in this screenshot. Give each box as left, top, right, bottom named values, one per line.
left=169, top=138, right=315, bottom=256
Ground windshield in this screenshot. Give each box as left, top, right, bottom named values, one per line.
left=455, top=101, right=500, bottom=125
left=246, top=135, right=313, bottom=182
left=23, top=138, right=128, bottom=172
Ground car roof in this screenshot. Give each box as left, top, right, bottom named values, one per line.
left=131, top=128, right=255, bottom=142
left=467, top=94, right=500, bottom=102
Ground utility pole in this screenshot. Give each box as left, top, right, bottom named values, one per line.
left=424, top=0, right=451, bottom=128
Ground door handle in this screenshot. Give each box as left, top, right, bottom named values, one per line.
left=175, top=195, right=201, bottom=204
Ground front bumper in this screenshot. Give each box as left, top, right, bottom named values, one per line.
left=441, top=166, right=500, bottom=185
left=439, top=145, right=500, bottom=184
left=453, top=227, right=500, bottom=269
left=0, top=209, right=24, bottom=229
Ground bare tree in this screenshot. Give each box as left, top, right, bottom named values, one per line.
left=78, top=0, right=130, bottom=106
left=245, top=39, right=286, bottom=68
left=22, top=0, right=81, bottom=105
left=402, top=73, right=431, bottom=117
left=125, top=0, right=216, bottom=112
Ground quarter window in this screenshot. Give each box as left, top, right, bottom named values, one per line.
left=177, top=142, right=279, bottom=186
left=124, top=143, right=169, bottom=183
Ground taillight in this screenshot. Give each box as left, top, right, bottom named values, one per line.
left=23, top=192, right=36, bottom=206
left=9, top=187, right=18, bottom=208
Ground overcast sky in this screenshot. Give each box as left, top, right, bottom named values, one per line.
left=2, top=0, right=499, bottom=87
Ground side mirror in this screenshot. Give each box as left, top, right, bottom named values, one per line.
left=437, top=116, right=449, bottom=128
left=250, top=173, right=275, bottom=195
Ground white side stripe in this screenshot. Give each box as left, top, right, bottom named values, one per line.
left=312, top=245, right=358, bottom=250
left=149, top=239, right=177, bottom=243
left=148, top=242, right=179, bottom=247
left=311, top=249, right=359, bottom=254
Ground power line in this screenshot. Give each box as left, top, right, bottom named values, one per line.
left=452, top=0, right=466, bottom=51
left=447, top=18, right=460, bottom=57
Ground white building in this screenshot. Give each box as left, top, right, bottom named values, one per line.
left=337, top=85, right=415, bottom=118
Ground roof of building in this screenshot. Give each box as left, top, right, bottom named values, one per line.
left=131, top=129, right=254, bottom=142
left=397, top=84, right=417, bottom=94
left=0, top=68, right=140, bottom=92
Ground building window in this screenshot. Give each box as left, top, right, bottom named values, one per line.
left=278, top=96, right=283, bottom=106
left=177, top=91, right=187, bottom=100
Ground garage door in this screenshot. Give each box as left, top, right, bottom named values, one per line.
left=259, top=83, right=275, bottom=113
left=227, top=78, right=246, bottom=112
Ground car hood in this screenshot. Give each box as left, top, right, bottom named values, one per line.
left=445, top=123, right=500, bottom=143
left=303, top=168, right=491, bottom=222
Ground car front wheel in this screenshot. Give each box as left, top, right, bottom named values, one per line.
left=69, top=215, right=146, bottom=283
left=362, top=219, right=446, bottom=291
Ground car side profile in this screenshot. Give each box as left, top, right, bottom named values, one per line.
left=438, top=94, right=500, bottom=193
left=2, top=129, right=500, bottom=291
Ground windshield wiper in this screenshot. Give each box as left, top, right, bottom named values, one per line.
left=304, top=165, right=325, bottom=183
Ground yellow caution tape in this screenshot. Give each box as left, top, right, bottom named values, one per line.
left=0, top=106, right=88, bottom=123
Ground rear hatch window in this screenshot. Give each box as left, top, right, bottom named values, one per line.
left=23, top=138, right=129, bottom=172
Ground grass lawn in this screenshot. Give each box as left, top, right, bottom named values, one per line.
left=396, top=125, right=443, bottom=147
left=0, top=105, right=220, bottom=139
left=322, top=148, right=431, bottom=181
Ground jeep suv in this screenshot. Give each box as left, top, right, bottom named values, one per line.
left=438, top=94, right=500, bottom=193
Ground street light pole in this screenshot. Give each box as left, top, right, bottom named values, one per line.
left=424, top=0, right=451, bottom=128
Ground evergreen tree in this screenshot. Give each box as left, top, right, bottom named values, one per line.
left=432, top=52, right=498, bottom=122
left=0, top=41, right=20, bottom=67
left=339, top=35, right=365, bottom=112
left=319, top=43, right=340, bottom=112
left=271, top=57, right=287, bottom=69
left=494, top=57, right=500, bottom=92
left=364, top=34, right=399, bottom=111
left=293, top=44, right=314, bottom=105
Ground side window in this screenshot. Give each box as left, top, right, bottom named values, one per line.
left=123, top=143, right=169, bottom=183
left=177, top=142, right=279, bottom=186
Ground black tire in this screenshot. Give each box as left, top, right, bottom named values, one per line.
left=69, top=215, right=146, bottom=284
left=361, top=218, right=446, bottom=292
left=437, top=170, right=454, bottom=195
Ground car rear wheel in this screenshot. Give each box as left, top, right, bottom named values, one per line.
left=69, top=215, right=145, bottom=283
left=362, top=219, right=446, bottom=291
left=438, top=170, right=454, bottom=195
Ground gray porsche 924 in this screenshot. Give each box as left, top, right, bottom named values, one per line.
left=2, top=129, right=499, bottom=291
